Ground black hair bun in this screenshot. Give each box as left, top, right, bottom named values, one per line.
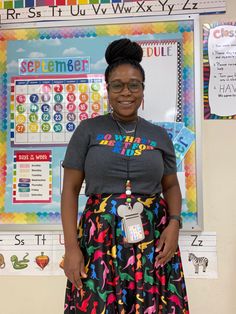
left=105, top=38, right=143, bottom=65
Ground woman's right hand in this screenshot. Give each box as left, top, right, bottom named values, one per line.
left=63, top=245, right=87, bottom=289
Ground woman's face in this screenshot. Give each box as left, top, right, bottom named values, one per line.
left=107, top=64, right=144, bottom=122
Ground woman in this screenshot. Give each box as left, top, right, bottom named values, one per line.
left=61, top=38, right=189, bottom=313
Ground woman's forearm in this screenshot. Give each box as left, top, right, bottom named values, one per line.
left=162, top=184, right=182, bottom=217
left=161, top=173, right=182, bottom=228
left=61, top=189, right=80, bottom=251
left=61, top=168, right=84, bottom=251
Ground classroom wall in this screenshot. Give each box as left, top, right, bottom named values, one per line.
left=1, top=1, right=236, bottom=313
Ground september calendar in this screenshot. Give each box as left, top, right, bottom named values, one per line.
left=11, top=74, right=107, bottom=146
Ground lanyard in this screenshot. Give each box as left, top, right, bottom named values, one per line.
left=112, top=115, right=145, bottom=244
left=112, top=115, right=138, bottom=207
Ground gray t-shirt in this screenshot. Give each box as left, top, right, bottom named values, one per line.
left=63, top=114, right=177, bottom=196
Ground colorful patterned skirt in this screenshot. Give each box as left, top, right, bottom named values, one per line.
left=64, top=193, right=189, bottom=314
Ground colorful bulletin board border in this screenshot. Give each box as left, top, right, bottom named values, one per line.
left=0, top=19, right=198, bottom=228
left=203, top=22, right=236, bottom=120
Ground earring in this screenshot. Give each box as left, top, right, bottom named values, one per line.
left=108, top=104, right=113, bottom=113
left=141, top=98, right=144, bottom=110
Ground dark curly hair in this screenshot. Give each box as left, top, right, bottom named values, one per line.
left=104, top=38, right=145, bottom=83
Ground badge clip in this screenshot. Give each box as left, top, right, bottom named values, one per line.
left=118, top=202, right=145, bottom=244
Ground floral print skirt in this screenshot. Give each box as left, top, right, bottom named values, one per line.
left=64, top=193, right=189, bottom=314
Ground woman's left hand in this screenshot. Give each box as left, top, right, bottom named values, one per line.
left=155, top=221, right=179, bottom=267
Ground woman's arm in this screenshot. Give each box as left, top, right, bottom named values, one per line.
left=155, top=173, right=182, bottom=267
left=161, top=173, right=182, bottom=220
left=61, top=167, right=87, bottom=288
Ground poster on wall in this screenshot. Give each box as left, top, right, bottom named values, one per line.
left=0, top=17, right=201, bottom=230
left=139, top=40, right=180, bottom=122
left=13, top=150, right=52, bottom=203
left=203, top=22, right=236, bottom=119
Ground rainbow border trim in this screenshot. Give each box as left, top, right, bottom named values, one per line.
left=0, top=21, right=197, bottom=224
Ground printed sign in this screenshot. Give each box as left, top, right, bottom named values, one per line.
left=19, top=57, right=90, bottom=76
left=139, top=40, right=180, bottom=122
left=204, top=23, right=236, bottom=119
left=13, top=150, right=52, bottom=203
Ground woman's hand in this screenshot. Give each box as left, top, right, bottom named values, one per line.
left=63, top=245, right=87, bottom=289
left=155, top=220, right=179, bottom=267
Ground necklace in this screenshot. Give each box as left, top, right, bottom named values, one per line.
left=111, top=114, right=138, bottom=134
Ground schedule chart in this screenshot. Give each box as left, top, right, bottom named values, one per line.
left=10, top=74, right=107, bottom=146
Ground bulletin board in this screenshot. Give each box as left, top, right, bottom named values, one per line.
left=0, top=15, right=202, bottom=231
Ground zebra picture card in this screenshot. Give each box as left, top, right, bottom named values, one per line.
left=179, top=232, right=217, bottom=279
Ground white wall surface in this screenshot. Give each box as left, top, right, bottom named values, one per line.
left=1, top=1, right=236, bottom=313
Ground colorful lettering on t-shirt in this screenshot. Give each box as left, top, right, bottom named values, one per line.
left=96, top=133, right=157, bottom=156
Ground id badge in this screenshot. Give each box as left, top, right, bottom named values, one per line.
left=122, top=213, right=145, bottom=243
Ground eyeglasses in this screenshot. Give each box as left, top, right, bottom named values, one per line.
left=107, top=80, right=144, bottom=93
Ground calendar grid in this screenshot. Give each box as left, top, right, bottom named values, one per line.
left=11, top=74, right=107, bottom=146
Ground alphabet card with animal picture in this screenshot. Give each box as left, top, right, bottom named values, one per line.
left=0, top=231, right=65, bottom=275
left=179, top=232, right=217, bottom=279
